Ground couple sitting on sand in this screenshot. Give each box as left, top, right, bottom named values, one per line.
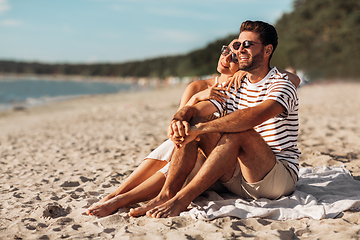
left=87, top=20, right=301, bottom=218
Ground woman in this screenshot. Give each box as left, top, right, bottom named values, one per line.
left=87, top=40, right=300, bottom=217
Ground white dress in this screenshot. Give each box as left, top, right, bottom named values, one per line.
left=144, top=139, right=174, bottom=176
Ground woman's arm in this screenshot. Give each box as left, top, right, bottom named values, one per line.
left=224, top=69, right=300, bottom=90
left=278, top=69, right=301, bottom=88
left=179, top=77, right=229, bottom=109
left=185, top=83, right=230, bottom=107
left=178, top=79, right=213, bottom=109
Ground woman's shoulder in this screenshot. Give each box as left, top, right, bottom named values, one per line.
left=276, top=68, right=301, bottom=88
left=189, top=77, right=217, bottom=89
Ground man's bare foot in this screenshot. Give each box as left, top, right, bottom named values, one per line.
left=129, top=195, right=170, bottom=217
left=86, top=195, right=124, bottom=217
left=146, top=195, right=190, bottom=218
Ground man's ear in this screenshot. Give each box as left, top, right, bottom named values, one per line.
left=264, top=45, right=273, bottom=58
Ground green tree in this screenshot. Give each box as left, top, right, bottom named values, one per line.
left=273, top=0, right=360, bottom=79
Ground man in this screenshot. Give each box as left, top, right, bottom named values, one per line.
left=130, top=20, right=300, bottom=218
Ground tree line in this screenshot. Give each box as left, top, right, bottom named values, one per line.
left=0, top=35, right=236, bottom=80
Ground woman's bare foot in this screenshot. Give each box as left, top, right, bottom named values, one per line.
left=146, top=195, right=190, bottom=218
left=129, top=194, right=171, bottom=217
left=86, top=195, right=124, bottom=217
left=87, top=193, right=114, bottom=211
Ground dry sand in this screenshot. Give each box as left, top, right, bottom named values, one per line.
left=0, top=81, right=359, bottom=239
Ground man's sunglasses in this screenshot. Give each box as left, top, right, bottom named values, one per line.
left=232, top=40, right=262, bottom=50
left=221, top=45, right=238, bottom=63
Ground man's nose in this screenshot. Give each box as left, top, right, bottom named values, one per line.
left=236, top=46, right=246, bottom=58
left=238, top=44, right=247, bottom=52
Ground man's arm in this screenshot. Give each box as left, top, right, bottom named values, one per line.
left=179, top=99, right=285, bottom=147
left=197, top=99, right=284, bottom=133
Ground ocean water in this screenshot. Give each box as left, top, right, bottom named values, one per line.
left=0, top=78, right=138, bottom=111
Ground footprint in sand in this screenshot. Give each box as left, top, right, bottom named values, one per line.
left=60, top=181, right=80, bottom=187
left=41, top=202, right=71, bottom=219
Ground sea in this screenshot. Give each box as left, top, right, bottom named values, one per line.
left=0, top=78, right=140, bottom=112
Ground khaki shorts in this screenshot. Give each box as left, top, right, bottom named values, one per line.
left=185, top=154, right=297, bottom=200
left=216, top=159, right=297, bottom=200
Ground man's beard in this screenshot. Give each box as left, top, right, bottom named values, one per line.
left=238, top=48, right=264, bottom=72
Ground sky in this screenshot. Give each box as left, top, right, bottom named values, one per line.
left=0, top=0, right=294, bottom=64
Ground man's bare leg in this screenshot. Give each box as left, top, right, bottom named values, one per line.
left=87, top=171, right=166, bottom=217
left=146, top=129, right=276, bottom=218
left=129, top=141, right=198, bottom=217
left=129, top=131, right=221, bottom=217
left=230, top=130, right=276, bottom=183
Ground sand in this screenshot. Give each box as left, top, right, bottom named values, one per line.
left=0, top=81, right=359, bottom=239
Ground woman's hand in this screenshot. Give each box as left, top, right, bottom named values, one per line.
left=189, top=82, right=229, bottom=105
left=223, top=71, right=247, bottom=91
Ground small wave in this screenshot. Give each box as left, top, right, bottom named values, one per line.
left=0, top=95, right=81, bottom=111
left=0, top=78, right=139, bottom=112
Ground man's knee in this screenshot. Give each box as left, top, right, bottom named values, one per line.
left=197, top=130, right=223, bottom=157
left=222, top=129, right=260, bottom=145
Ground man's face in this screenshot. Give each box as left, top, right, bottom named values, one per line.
left=235, top=31, right=265, bottom=72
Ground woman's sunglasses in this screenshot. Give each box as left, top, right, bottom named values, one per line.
left=221, top=45, right=238, bottom=64
left=232, top=40, right=262, bottom=50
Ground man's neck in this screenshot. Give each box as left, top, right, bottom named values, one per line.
left=247, top=65, right=271, bottom=83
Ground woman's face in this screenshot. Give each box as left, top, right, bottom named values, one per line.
left=217, top=39, right=239, bottom=76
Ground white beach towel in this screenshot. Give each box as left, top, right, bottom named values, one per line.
left=182, top=165, right=360, bottom=220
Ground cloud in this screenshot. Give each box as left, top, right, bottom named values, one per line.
left=109, top=1, right=215, bottom=20
left=148, top=27, right=200, bottom=43
left=148, top=7, right=214, bottom=21
left=0, top=19, right=22, bottom=26
left=110, top=4, right=131, bottom=12
left=86, top=56, right=98, bottom=64
left=61, top=24, right=75, bottom=33
left=0, top=0, right=10, bottom=14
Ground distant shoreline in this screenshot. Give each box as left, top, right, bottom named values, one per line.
left=0, top=73, right=147, bottom=84
left=0, top=74, right=190, bottom=113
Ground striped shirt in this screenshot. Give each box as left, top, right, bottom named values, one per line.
left=210, top=67, right=301, bottom=176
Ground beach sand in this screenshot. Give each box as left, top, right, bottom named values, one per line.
left=0, top=81, right=359, bottom=239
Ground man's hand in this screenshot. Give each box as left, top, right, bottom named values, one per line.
left=167, top=120, right=202, bottom=148
left=167, top=120, right=190, bottom=146
left=176, top=125, right=201, bottom=148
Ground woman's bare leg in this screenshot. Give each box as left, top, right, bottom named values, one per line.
left=129, top=135, right=215, bottom=218
left=96, top=159, right=167, bottom=204
left=87, top=171, right=166, bottom=217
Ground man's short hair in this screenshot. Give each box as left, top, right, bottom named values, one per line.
left=240, top=20, right=278, bottom=60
